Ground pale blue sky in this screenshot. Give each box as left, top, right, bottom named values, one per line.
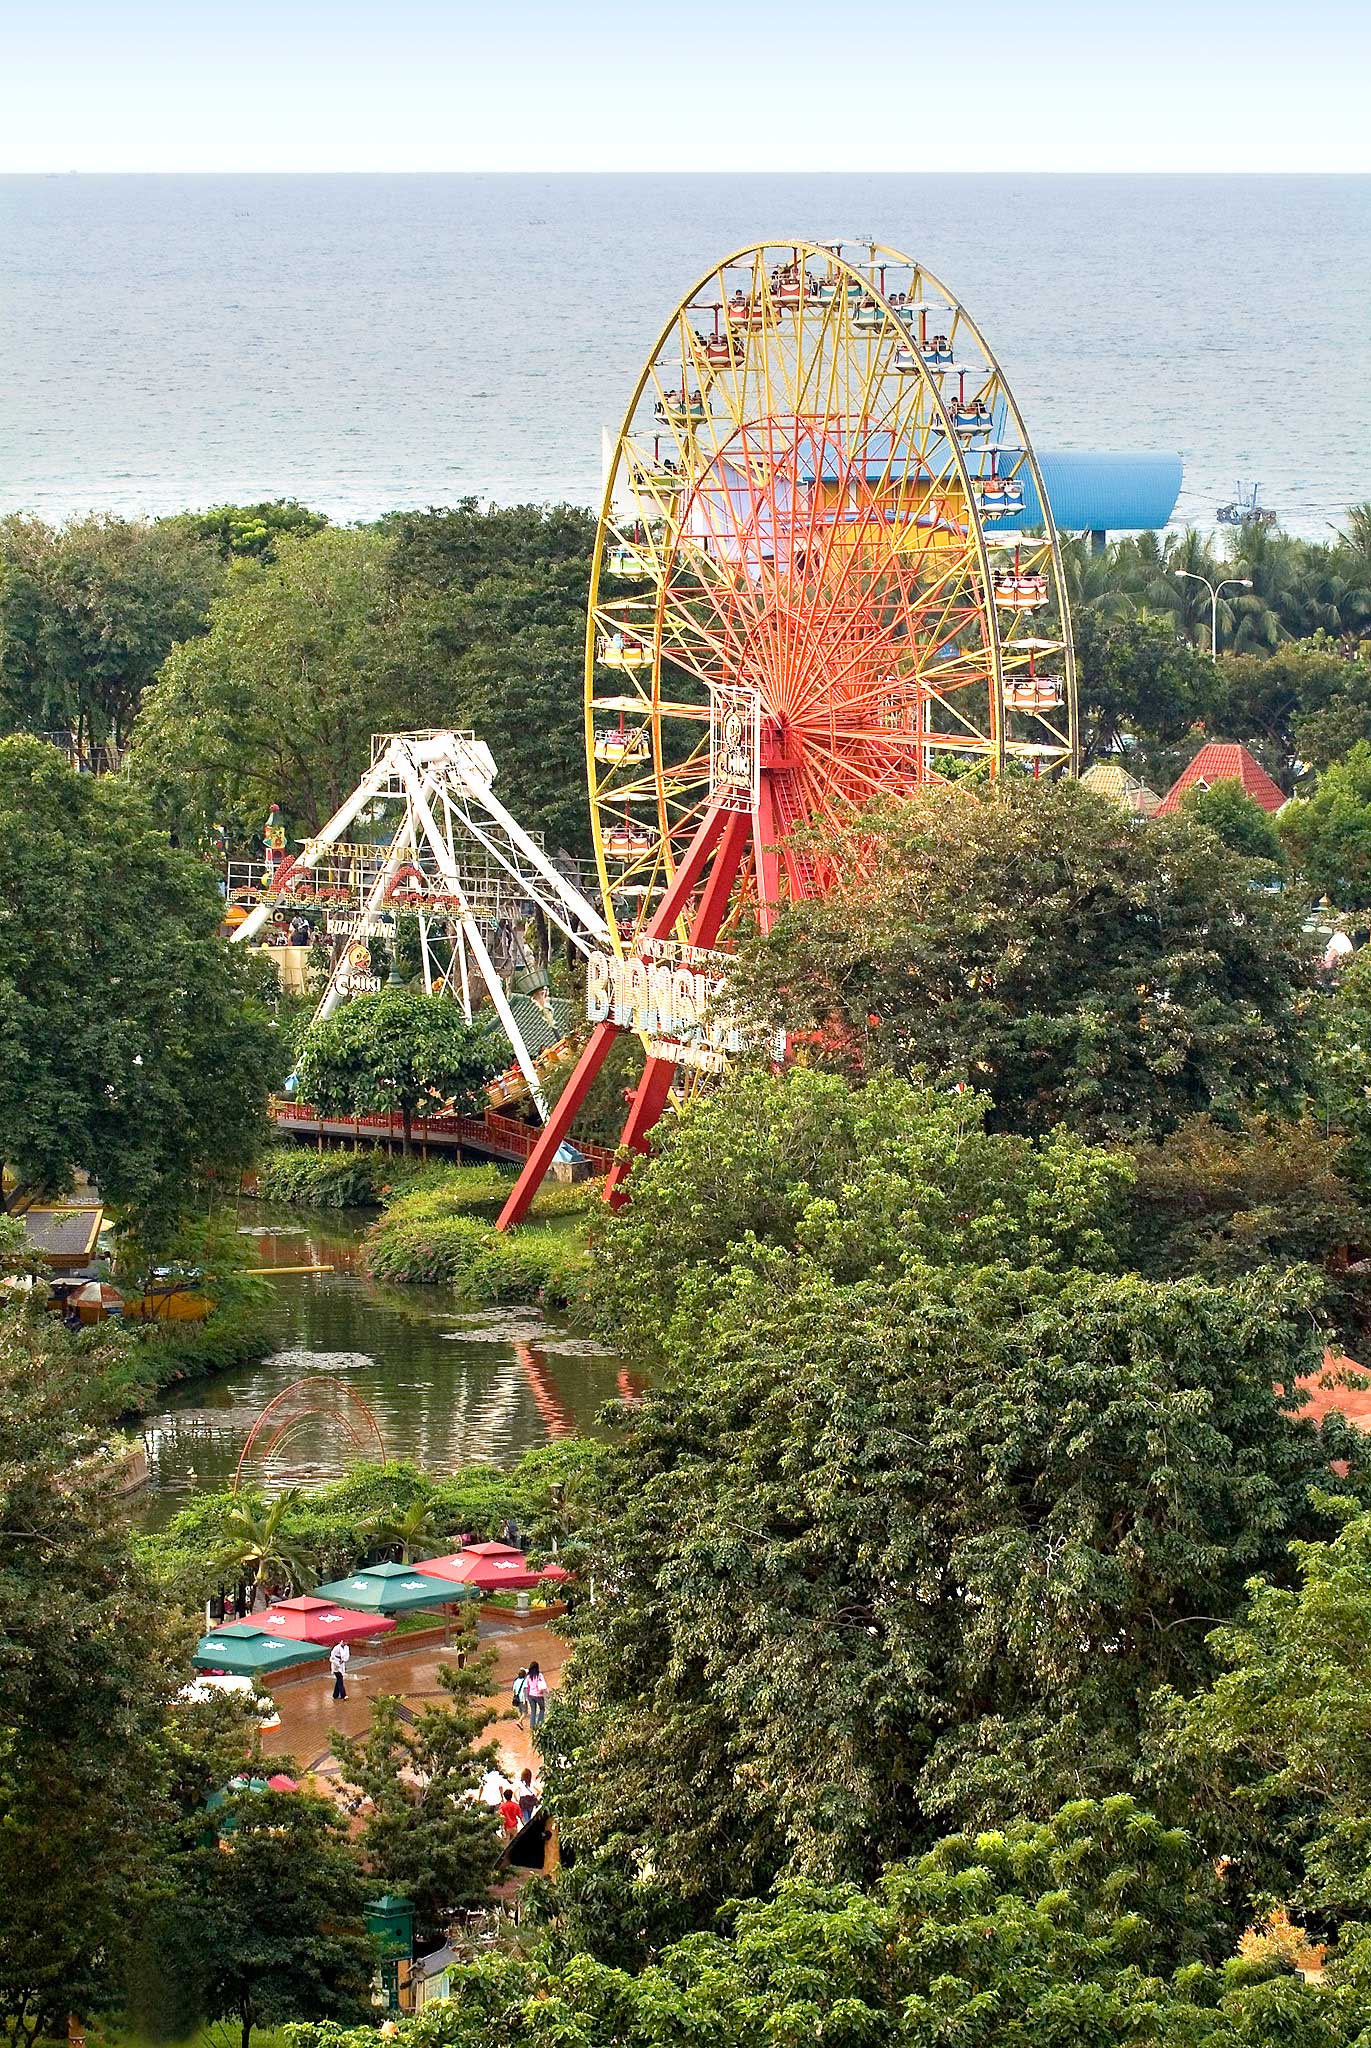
left=3, top=0, right=1368, bottom=173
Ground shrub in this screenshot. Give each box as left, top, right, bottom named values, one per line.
left=93, top=1297, right=275, bottom=1418
left=380, top=1162, right=518, bottom=1223
left=366, top=1214, right=587, bottom=1305
left=256, top=1145, right=404, bottom=1208
left=136, top=1445, right=597, bottom=1594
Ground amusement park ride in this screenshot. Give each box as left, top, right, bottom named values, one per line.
left=228, top=729, right=609, bottom=1113
left=232, top=236, right=1079, bottom=1224
left=495, top=234, right=1078, bottom=1225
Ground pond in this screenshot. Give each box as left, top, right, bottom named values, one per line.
left=136, top=1203, right=631, bottom=1524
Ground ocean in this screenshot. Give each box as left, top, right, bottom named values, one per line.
left=1, top=174, right=1367, bottom=541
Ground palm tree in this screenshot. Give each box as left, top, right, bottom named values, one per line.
left=1337, top=503, right=1371, bottom=569
left=212, top=1488, right=316, bottom=1596
left=364, top=1494, right=446, bottom=1563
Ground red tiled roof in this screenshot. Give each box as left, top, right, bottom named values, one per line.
left=1156, top=741, right=1287, bottom=815
left=1293, top=1351, right=1371, bottom=1433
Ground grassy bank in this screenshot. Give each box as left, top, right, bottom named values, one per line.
left=255, top=1144, right=432, bottom=1208
left=364, top=1167, right=595, bottom=1303
left=98, top=1295, right=275, bottom=1419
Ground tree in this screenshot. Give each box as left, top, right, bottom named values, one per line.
left=387, top=502, right=597, bottom=855
left=1293, top=668, right=1371, bottom=773
left=1151, top=1498, right=1371, bottom=1927
left=130, top=525, right=434, bottom=844
left=0, top=1312, right=183, bottom=2044
left=173, top=1788, right=375, bottom=2048
left=0, top=737, right=285, bottom=1234
left=1217, top=642, right=1350, bottom=786
left=592, top=1066, right=1133, bottom=1368
left=553, top=1251, right=1364, bottom=1942
left=1182, top=779, right=1286, bottom=864
left=1072, top=606, right=1217, bottom=773
left=1125, top=1111, right=1364, bottom=1277
left=0, top=513, right=223, bottom=755
left=365, top=1491, right=447, bottom=1562
left=1280, top=741, right=1371, bottom=906
left=294, top=989, right=503, bottom=1153
left=1324, top=947, right=1371, bottom=1208
left=742, top=780, right=1316, bottom=1143
left=290, top=1797, right=1371, bottom=2047
left=211, top=1488, right=317, bottom=1595
left=171, top=498, right=329, bottom=562
left=334, top=1639, right=503, bottom=1939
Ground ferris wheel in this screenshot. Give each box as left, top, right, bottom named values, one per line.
left=498, top=236, right=1075, bottom=1228
left=588, top=236, right=1075, bottom=945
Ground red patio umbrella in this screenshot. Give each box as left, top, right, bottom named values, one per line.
left=416, top=1541, right=571, bottom=1594
left=256, top=1595, right=397, bottom=1647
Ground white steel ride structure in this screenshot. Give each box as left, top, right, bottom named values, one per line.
left=228, top=730, right=610, bottom=1116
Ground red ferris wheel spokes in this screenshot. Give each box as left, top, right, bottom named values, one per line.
left=655, top=412, right=996, bottom=911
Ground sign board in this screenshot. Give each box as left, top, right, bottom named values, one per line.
left=586, top=940, right=742, bottom=1060
left=336, top=940, right=382, bottom=997
left=710, top=683, right=761, bottom=813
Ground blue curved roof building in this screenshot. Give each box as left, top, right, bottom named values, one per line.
left=993, top=449, right=1183, bottom=541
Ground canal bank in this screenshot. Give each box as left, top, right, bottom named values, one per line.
left=137, top=1202, right=626, bottom=1524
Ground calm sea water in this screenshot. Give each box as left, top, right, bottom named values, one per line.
left=1, top=174, right=1367, bottom=540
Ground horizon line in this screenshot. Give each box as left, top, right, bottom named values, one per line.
left=3, top=166, right=1370, bottom=179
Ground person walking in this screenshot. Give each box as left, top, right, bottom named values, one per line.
left=498, top=1786, right=523, bottom=1836
left=517, top=1766, right=539, bottom=1823
left=330, top=1640, right=351, bottom=1701
left=511, top=1666, right=529, bottom=1728
left=525, top=1659, right=549, bottom=1732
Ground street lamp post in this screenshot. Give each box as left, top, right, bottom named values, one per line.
left=1176, top=569, right=1253, bottom=656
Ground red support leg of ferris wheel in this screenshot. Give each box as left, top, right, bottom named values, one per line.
left=495, top=799, right=735, bottom=1231
left=602, top=804, right=752, bottom=1209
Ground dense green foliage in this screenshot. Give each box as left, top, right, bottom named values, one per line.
left=366, top=1212, right=587, bottom=1304
left=1182, top=778, right=1286, bottom=862
left=130, top=503, right=594, bottom=857
left=552, top=1254, right=1362, bottom=1946
left=741, top=780, right=1316, bottom=1142
left=172, top=498, right=330, bottom=563
left=384, top=501, right=596, bottom=855
left=0, top=736, right=285, bottom=1235
left=1150, top=1497, right=1371, bottom=1924
left=1065, top=519, right=1371, bottom=657
left=593, top=1068, right=1131, bottom=1365
left=1280, top=740, right=1371, bottom=905
left=1325, top=949, right=1371, bottom=1206
left=0, top=1314, right=185, bottom=2044
left=160, top=1789, right=376, bottom=2048
left=288, top=1798, right=1371, bottom=2048
left=131, top=526, right=427, bottom=840
left=295, top=988, right=504, bottom=1151
left=256, top=1143, right=420, bottom=1208
left=0, top=512, right=223, bottom=752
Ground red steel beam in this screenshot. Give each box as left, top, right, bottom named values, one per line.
left=495, top=799, right=731, bottom=1232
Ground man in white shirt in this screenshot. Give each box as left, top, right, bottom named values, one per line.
left=330, top=1640, right=351, bottom=1700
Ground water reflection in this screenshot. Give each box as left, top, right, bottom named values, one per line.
left=137, top=1205, right=625, bottom=1524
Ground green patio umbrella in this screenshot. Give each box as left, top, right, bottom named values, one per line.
left=192, top=1622, right=331, bottom=1678
left=311, top=1561, right=473, bottom=1616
